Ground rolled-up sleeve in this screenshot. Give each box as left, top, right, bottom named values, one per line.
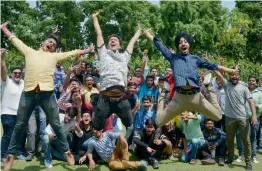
left=153, top=37, right=172, bottom=60
left=197, top=57, right=218, bottom=70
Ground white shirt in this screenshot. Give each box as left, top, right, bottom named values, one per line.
left=98, top=45, right=131, bottom=91
left=1, top=77, right=24, bottom=115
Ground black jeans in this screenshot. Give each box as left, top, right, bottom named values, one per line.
left=93, top=96, right=132, bottom=130
left=8, top=91, right=69, bottom=155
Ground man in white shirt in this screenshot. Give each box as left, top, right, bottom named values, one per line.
left=1, top=48, right=26, bottom=162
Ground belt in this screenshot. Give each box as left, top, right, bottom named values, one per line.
left=102, top=95, right=124, bottom=102
left=175, top=88, right=200, bottom=95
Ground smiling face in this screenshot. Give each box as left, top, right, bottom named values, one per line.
left=107, top=36, right=121, bottom=51
left=151, top=68, right=158, bottom=77
left=42, top=38, right=57, bottom=52
left=165, top=68, right=172, bottom=77
left=11, top=68, right=22, bottom=83
left=146, top=77, right=154, bottom=88
left=230, top=73, right=239, bottom=85
left=82, top=112, right=92, bottom=125
left=205, top=120, right=214, bottom=131
left=178, top=37, right=190, bottom=55
left=85, top=76, right=94, bottom=89
left=127, top=85, right=137, bottom=95
left=248, top=77, right=258, bottom=91
left=142, top=99, right=151, bottom=110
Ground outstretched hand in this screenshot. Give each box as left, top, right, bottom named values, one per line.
left=52, top=25, right=58, bottom=34
left=136, top=24, right=142, bottom=35
left=88, top=43, right=95, bottom=53
left=1, top=48, right=7, bottom=61
left=0, top=22, right=8, bottom=29
left=234, top=64, right=239, bottom=74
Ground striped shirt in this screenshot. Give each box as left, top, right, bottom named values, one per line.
left=153, top=37, right=218, bottom=88
left=87, top=132, right=120, bottom=162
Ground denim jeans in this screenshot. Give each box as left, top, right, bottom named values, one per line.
left=7, top=91, right=69, bottom=155
left=27, top=106, right=46, bottom=155
left=1, top=115, right=27, bottom=158
left=236, top=119, right=260, bottom=158
left=181, top=138, right=206, bottom=162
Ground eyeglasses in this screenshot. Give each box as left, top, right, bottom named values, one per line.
left=13, top=72, right=22, bottom=75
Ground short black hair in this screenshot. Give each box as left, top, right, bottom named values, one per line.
left=248, top=76, right=259, bottom=83
left=135, top=66, right=142, bottom=70
left=146, top=74, right=155, bottom=81
left=47, top=34, right=60, bottom=47
left=127, top=82, right=137, bottom=87
left=150, top=67, right=158, bottom=72
left=66, top=107, right=78, bottom=118
left=158, top=76, right=167, bottom=82
left=69, top=77, right=80, bottom=84
left=142, top=95, right=151, bottom=102
left=11, top=67, right=22, bottom=73
left=106, top=34, right=122, bottom=46
left=205, top=118, right=214, bottom=124
left=85, top=74, right=93, bottom=79
left=86, top=62, right=92, bottom=68
left=145, top=119, right=155, bottom=128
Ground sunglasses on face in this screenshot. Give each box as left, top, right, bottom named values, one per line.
left=13, top=72, right=22, bottom=75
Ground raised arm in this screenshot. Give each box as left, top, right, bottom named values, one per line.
left=144, top=29, right=172, bottom=60
left=1, top=48, right=7, bottom=82
left=1, top=22, right=12, bottom=38
left=126, top=24, right=142, bottom=54
left=92, top=12, right=104, bottom=47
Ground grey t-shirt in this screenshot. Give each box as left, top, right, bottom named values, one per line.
left=223, top=79, right=251, bottom=119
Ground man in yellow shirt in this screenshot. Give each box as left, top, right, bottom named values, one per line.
left=1, top=22, right=93, bottom=171
left=84, top=75, right=99, bottom=104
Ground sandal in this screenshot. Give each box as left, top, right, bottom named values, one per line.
left=189, top=159, right=197, bottom=165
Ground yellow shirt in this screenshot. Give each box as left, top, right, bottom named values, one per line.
left=84, top=87, right=99, bottom=104
left=9, top=36, right=80, bottom=92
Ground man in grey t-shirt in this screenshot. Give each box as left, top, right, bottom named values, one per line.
left=215, top=68, right=257, bottom=171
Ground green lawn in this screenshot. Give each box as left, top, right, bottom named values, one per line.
left=1, top=151, right=262, bottom=171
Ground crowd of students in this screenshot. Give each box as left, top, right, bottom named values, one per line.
left=1, top=11, right=262, bottom=171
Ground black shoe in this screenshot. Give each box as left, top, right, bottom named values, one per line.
left=245, top=163, right=252, bottom=171
left=218, top=158, right=225, bottom=166
left=201, top=158, right=216, bottom=165
left=148, top=157, right=159, bottom=169
left=225, top=159, right=234, bottom=166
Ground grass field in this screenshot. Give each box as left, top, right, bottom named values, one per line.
left=1, top=150, right=262, bottom=171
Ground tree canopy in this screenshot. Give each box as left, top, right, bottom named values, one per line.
left=1, top=1, right=261, bottom=82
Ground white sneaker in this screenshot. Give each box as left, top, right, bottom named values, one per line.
left=252, top=157, right=259, bottom=164
left=236, top=156, right=244, bottom=162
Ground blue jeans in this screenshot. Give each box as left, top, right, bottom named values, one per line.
left=42, top=134, right=66, bottom=161
left=1, top=115, right=27, bottom=158
left=181, top=138, right=206, bottom=162
left=7, top=91, right=69, bottom=155
left=236, top=119, right=260, bottom=157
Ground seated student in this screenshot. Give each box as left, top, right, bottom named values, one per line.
left=133, top=96, right=156, bottom=131
left=179, top=111, right=215, bottom=165
left=79, top=129, right=148, bottom=171
left=42, top=107, right=81, bottom=168
left=133, top=119, right=166, bottom=169
left=154, top=121, right=176, bottom=160
left=202, top=119, right=227, bottom=166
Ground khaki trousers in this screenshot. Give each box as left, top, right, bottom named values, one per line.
left=108, top=141, right=139, bottom=170
left=156, top=91, right=221, bottom=126
left=225, top=116, right=251, bottom=164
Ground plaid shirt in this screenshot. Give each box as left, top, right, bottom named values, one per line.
left=202, top=127, right=226, bottom=146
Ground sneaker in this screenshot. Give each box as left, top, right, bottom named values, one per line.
left=169, top=155, right=176, bottom=161
left=236, top=156, right=245, bottom=162
left=64, top=151, right=75, bottom=166
left=26, top=154, right=34, bottom=161
left=201, top=158, right=216, bottom=165
left=245, top=163, right=252, bottom=171
left=44, top=159, right=53, bottom=168
left=17, top=154, right=26, bottom=161
left=138, top=160, right=148, bottom=171
left=4, top=154, right=15, bottom=171
left=252, top=157, right=259, bottom=164
left=218, top=158, right=225, bottom=166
